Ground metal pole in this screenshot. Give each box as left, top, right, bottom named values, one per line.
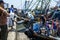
left=35, top=0, right=40, bottom=9
left=30, top=1, right=38, bottom=9
left=40, top=0, right=44, bottom=14
left=15, top=17, right=17, bottom=40
left=27, top=0, right=33, bottom=9
left=44, top=0, right=51, bottom=15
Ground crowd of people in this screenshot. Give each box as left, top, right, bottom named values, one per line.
left=0, top=0, right=60, bottom=40
left=24, top=6, right=60, bottom=40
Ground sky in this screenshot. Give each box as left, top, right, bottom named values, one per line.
left=3, top=0, right=25, bottom=9
left=3, top=0, right=60, bottom=9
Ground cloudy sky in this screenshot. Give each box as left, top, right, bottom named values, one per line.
left=3, top=0, right=60, bottom=9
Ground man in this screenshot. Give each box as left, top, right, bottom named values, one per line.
left=27, top=12, right=34, bottom=28
left=9, top=5, right=15, bottom=30
left=0, top=0, right=9, bottom=40
left=32, top=16, right=45, bottom=36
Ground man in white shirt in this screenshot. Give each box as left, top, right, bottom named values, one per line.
left=27, top=12, right=34, bottom=20
left=26, top=12, right=34, bottom=28
left=8, top=5, right=15, bottom=30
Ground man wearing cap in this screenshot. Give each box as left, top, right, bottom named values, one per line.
left=0, top=0, right=9, bottom=40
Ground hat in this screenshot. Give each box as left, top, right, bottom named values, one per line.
left=0, top=0, right=4, bottom=3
